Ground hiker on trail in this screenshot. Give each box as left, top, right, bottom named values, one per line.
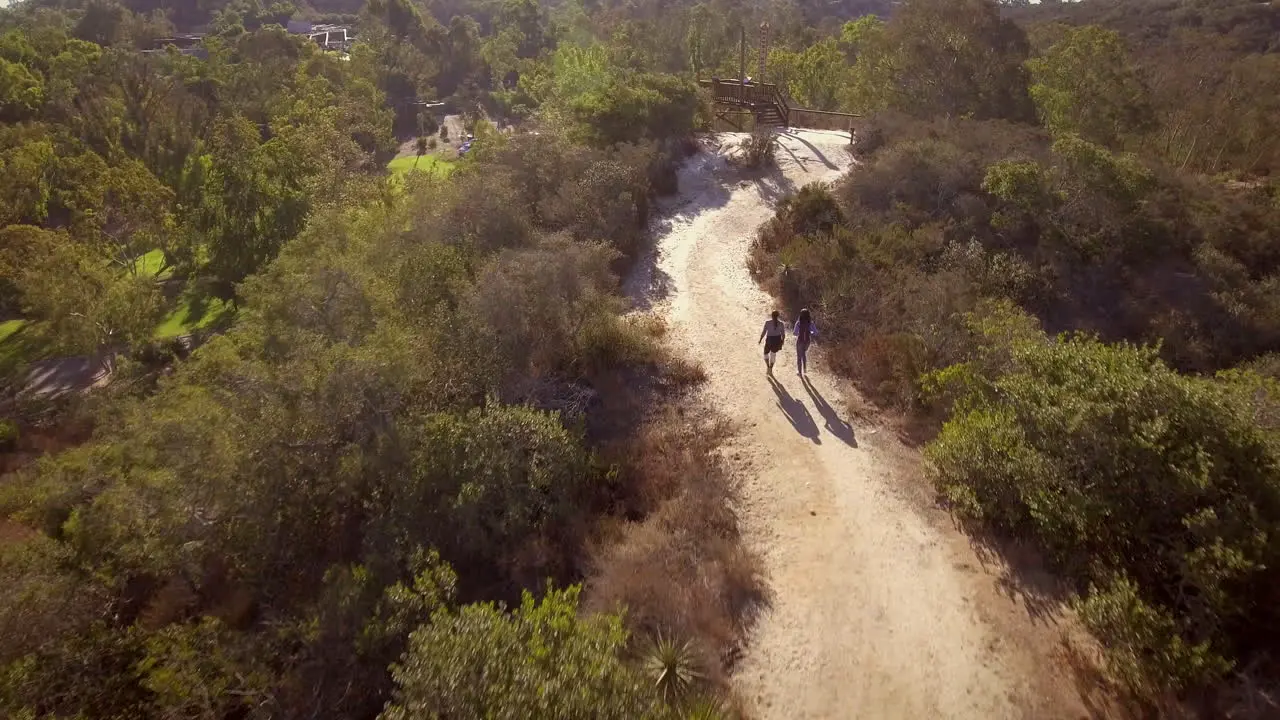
left=794, top=307, right=818, bottom=376
left=758, top=310, right=786, bottom=375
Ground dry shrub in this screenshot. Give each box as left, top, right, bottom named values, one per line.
left=583, top=314, right=707, bottom=388
left=586, top=408, right=767, bottom=688
left=469, top=233, right=620, bottom=383
left=837, top=332, right=929, bottom=409
left=1214, top=663, right=1280, bottom=720
left=656, top=349, right=708, bottom=387
left=746, top=235, right=781, bottom=287
left=733, top=130, right=777, bottom=170
left=851, top=124, right=885, bottom=158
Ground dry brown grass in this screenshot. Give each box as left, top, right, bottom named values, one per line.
left=586, top=403, right=767, bottom=693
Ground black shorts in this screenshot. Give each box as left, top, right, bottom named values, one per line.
left=764, top=336, right=784, bottom=353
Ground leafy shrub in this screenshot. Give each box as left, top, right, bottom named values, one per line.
left=556, top=70, right=699, bottom=148
left=468, top=135, right=655, bottom=265
left=850, top=124, right=885, bottom=158
left=468, top=235, right=621, bottom=387
left=397, top=405, right=594, bottom=589
left=925, top=325, right=1280, bottom=691
left=381, top=586, right=665, bottom=720
left=752, top=183, right=844, bottom=263
left=576, top=312, right=664, bottom=374
left=136, top=617, right=274, bottom=719
left=735, top=130, right=776, bottom=170
left=0, top=419, right=17, bottom=450
left=1076, top=576, right=1232, bottom=695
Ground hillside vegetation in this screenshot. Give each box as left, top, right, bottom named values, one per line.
left=2, top=0, right=1279, bottom=714
left=0, top=0, right=769, bottom=716
left=750, top=0, right=1280, bottom=711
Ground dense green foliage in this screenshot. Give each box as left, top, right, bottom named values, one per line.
left=0, top=0, right=764, bottom=715
left=0, top=120, right=719, bottom=715
left=749, top=0, right=1280, bottom=704
left=383, top=586, right=666, bottom=720
left=926, top=305, right=1280, bottom=692
left=1015, top=0, right=1280, bottom=177
left=0, top=16, right=394, bottom=369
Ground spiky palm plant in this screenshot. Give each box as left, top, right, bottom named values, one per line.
left=643, top=632, right=705, bottom=704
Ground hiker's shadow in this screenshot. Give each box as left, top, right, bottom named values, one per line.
left=802, top=376, right=857, bottom=448
left=769, top=376, right=820, bottom=444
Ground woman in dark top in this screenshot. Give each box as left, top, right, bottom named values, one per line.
left=758, top=310, right=786, bottom=375
left=793, top=308, right=818, bottom=376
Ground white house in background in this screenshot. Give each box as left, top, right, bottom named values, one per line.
left=286, top=20, right=350, bottom=48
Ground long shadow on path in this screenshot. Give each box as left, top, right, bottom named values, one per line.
left=801, top=376, right=857, bottom=447
left=778, top=129, right=841, bottom=171
left=769, top=375, right=820, bottom=444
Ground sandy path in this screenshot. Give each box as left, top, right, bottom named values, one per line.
left=632, top=130, right=1100, bottom=720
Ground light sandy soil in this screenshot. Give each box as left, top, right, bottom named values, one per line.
left=630, top=130, right=1115, bottom=720
left=20, top=354, right=114, bottom=398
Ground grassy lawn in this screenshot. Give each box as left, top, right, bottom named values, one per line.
left=0, top=253, right=236, bottom=379
left=154, top=294, right=234, bottom=340
left=136, top=249, right=173, bottom=279
left=0, top=320, right=53, bottom=374
left=136, top=249, right=235, bottom=340
left=0, top=319, right=24, bottom=346
left=387, top=154, right=455, bottom=178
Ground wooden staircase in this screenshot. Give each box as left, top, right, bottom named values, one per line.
left=755, top=101, right=788, bottom=128
left=700, top=78, right=791, bottom=128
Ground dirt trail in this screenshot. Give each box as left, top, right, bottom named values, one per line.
left=631, top=131, right=1102, bottom=720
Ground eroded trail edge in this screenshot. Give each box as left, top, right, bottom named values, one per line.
left=631, top=131, right=1100, bottom=720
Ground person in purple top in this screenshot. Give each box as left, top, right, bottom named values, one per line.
left=793, top=307, right=817, bottom=376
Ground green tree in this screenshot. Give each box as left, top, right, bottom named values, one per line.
left=774, top=38, right=846, bottom=111
left=497, top=0, right=552, bottom=59
left=850, top=0, right=1035, bottom=120
left=0, top=57, right=44, bottom=122
left=838, top=15, right=884, bottom=59
left=88, top=159, right=176, bottom=276
left=481, top=26, right=523, bottom=88
left=1026, top=25, right=1155, bottom=147
left=0, top=137, right=55, bottom=227
left=43, top=38, right=101, bottom=122
left=137, top=618, right=274, bottom=718
left=73, top=0, right=128, bottom=46
left=543, top=51, right=697, bottom=147
left=0, top=225, right=161, bottom=354
left=193, top=115, right=304, bottom=295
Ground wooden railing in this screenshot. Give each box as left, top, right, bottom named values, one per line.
left=699, top=78, right=790, bottom=127
left=699, top=78, right=861, bottom=142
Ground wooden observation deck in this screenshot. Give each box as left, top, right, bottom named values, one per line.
left=698, top=78, right=859, bottom=141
